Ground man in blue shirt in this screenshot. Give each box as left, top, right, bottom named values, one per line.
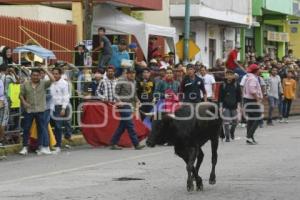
left=109, top=39, right=130, bottom=77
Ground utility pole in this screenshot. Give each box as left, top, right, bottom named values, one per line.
left=84, top=0, right=93, bottom=40
left=183, top=0, right=191, bottom=64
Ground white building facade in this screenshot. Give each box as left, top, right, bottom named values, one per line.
left=170, top=0, right=252, bottom=67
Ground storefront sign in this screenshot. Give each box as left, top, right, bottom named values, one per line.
left=267, top=31, right=289, bottom=42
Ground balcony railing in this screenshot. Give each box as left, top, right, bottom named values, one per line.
left=170, top=0, right=251, bottom=15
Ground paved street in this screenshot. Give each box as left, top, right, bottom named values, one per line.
left=0, top=119, right=300, bottom=200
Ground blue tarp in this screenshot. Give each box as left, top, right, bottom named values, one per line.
left=13, top=45, right=56, bottom=59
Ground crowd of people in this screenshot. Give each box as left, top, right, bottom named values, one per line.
left=0, top=26, right=299, bottom=154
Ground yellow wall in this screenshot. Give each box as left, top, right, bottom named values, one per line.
left=72, top=2, right=83, bottom=43
left=288, top=20, right=300, bottom=58
left=142, top=0, right=171, bottom=26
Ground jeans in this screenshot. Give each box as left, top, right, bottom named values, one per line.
left=222, top=108, right=238, bottom=139
left=234, top=67, right=247, bottom=83
left=22, top=112, right=49, bottom=147
left=38, top=109, right=50, bottom=147
left=244, top=98, right=263, bottom=139
left=111, top=105, right=139, bottom=146
left=282, top=98, right=293, bottom=118
left=267, top=96, right=279, bottom=122
left=98, top=54, right=112, bottom=68
left=52, top=105, right=73, bottom=147
left=278, top=95, right=283, bottom=119
left=114, top=68, right=123, bottom=78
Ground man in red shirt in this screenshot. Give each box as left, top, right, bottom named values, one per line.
left=226, top=44, right=246, bottom=82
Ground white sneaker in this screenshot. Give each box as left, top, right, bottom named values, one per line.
left=284, top=119, right=289, bottom=123
left=279, top=119, right=284, bottom=123
left=38, top=147, right=52, bottom=155
left=19, top=147, right=28, bottom=155
left=52, top=147, right=61, bottom=154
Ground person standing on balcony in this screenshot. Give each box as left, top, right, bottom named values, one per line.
left=94, top=27, right=112, bottom=70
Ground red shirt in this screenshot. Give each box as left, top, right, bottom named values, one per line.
left=226, top=49, right=238, bottom=70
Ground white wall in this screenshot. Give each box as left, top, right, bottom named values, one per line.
left=172, top=19, right=236, bottom=67
left=0, top=5, right=72, bottom=24
left=170, top=3, right=251, bottom=26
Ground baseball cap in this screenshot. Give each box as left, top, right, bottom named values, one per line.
left=247, top=64, right=260, bottom=73
left=129, top=42, right=138, bottom=49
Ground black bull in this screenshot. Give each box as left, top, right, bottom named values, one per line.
left=146, top=103, right=223, bottom=191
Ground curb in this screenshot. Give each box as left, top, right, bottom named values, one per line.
left=0, top=135, right=86, bottom=157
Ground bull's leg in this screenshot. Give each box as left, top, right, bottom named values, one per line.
left=186, top=147, right=197, bottom=192
left=209, top=137, right=219, bottom=185
left=194, top=148, right=204, bottom=191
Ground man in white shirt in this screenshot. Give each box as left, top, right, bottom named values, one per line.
left=198, top=66, right=216, bottom=101
left=50, top=67, right=72, bottom=153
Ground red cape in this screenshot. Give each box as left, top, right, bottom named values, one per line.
left=81, top=102, right=149, bottom=147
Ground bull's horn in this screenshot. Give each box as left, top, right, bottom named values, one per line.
left=167, top=113, right=176, bottom=119
left=140, top=111, right=155, bottom=117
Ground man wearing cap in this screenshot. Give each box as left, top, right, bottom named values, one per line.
left=226, top=45, right=246, bottom=81
left=108, top=39, right=130, bottom=78
left=129, top=42, right=147, bottom=80
left=242, top=64, right=263, bottom=145
left=182, top=64, right=207, bottom=103
left=110, top=68, right=145, bottom=150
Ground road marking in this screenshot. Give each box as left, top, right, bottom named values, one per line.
left=0, top=149, right=172, bottom=185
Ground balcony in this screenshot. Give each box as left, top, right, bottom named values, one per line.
left=170, top=0, right=252, bottom=26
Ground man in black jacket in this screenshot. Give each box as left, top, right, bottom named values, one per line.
left=219, top=70, right=241, bottom=142
left=181, top=64, right=207, bottom=103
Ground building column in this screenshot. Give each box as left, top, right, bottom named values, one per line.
left=254, top=24, right=264, bottom=57
left=72, top=2, right=83, bottom=43
left=278, top=25, right=286, bottom=59
left=240, top=28, right=246, bottom=62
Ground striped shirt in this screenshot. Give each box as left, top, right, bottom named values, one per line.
left=96, top=78, right=117, bottom=102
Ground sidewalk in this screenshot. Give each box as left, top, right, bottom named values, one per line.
left=0, top=135, right=86, bottom=157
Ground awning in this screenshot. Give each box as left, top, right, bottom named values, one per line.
left=13, top=45, right=56, bottom=59
left=92, top=4, right=176, bottom=60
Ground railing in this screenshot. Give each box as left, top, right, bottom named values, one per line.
left=3, top=65, right=300, bottom=145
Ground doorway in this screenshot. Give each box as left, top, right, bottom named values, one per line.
left=209, top=39, right=216, bottom=68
